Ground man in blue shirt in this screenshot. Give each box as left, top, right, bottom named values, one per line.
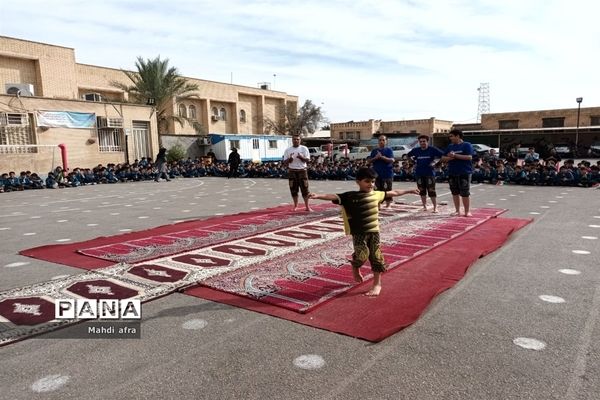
left=367, top=135, right=395, bottom=208
left=407, top=135, right=444, bottom=212
left=441, top=129, right=474, bottom=216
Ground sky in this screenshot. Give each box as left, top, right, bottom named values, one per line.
left=1, top=0, right=599, bottom=124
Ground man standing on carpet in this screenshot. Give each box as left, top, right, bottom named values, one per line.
left=441, top=129, right=474, bottom=216
left=367, top=135, right=395, bottom=209
left=407, top=135, right=444, bottom=213
left=309, top=167, right=419, bottom=296
left=283, top=134, right=312, bottom=211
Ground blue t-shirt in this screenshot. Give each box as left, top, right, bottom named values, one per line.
left=369, top=147, right=394, bottom=179
left=408, top=146, right=444, bottom=177
left=444, top=142, right=474, bottom=175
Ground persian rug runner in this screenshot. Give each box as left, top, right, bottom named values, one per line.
left=4, top=203, right=526, bottom=346
left=185, top=216, right=531, bottom=342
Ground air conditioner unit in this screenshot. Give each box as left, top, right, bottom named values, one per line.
left=5, top=83, right=35, bottom=97
left=97, top=116, right=124, bottom=128
left=211, top=115, right=220, bottom=121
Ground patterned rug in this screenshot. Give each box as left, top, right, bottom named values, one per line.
left=2, top=203, right=506, bottom=346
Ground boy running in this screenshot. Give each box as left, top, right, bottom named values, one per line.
left=309, top=167, right=419, bottom=296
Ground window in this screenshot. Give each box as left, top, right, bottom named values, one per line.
left=252, top=138, right=259, bottom=149
left=98, top=128, right=123, bottom=152
left=83, top=93, right=103, bottom=102
left=0, top=114, right=35, bottom=153
left=240, top=109, right=246, bottom=123
left=499, top=120, right=519, bottom=129
left=178, top=104, right=187, bottom=118
left=219, top=107, right=227, bottom=121
left=230, top=140, right=240, bottom=149
left=591, top=116, right=600, bottom=126
left=268, top=140, right=277, bottom=149
left=0, top=113, right=29, bottom=126
left=542, top=117, right=565, bottom=128
left=188, top=105, right=197, bottom=120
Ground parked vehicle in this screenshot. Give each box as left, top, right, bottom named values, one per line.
left=390, top=145, right=412, bottom=160
left=471, top=143, right=500, bottom=155
left=346, top=146, right=371, bottom=161
left=552, top=143, right=574, bottom=158
left=331, top=144, right=349, bottom=159
left=307, top=147, right=324, bottom=159
left=588, top=141, right=600, bottom=157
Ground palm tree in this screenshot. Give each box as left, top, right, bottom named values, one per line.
left=112, top=56, right=204, bottom=135
left=263, top=99, right=326, bottom=135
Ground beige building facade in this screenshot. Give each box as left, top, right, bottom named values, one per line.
left=447, top=107, right=600, bottom=157
left=330, top=117, right=453, bottom=142
left=0, top=36, right=298, bottom=173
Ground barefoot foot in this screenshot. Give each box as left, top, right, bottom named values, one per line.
left=463, top=212, right=473, bottom=217
left=352, top=268, right=364, bottom=283
left=365, top=285, right=382, bottom=296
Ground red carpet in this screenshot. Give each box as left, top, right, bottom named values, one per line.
left=196, top=208, right=503, bottom=313
left=184, top=217, right=531, bottom=342
left=19, top=203, right=337, bottom=270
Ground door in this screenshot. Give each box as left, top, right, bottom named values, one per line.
left=131, top=121, right=151, bottom=161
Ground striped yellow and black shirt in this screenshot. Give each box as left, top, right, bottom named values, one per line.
left=333, top=190, right=386, bottom=235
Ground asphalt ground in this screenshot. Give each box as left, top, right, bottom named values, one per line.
left=0, top=177, right=599, bottom=400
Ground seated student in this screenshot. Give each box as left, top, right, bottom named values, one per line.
left=434, top=163, right=447, bottom=182
left=526, top=164, right=541, bottom=185
left=494, top=163, right=507, bottom=184
left=482, top=165, right=496, bottom=184
left=7, top=171, right=23, bottom=191
left=29, top=172, right=44, bottom=189
left=589, top=166, right=600, bottom=186
left=18, top=171, right=32, bottom=190
left=0, top=173, right=10, bottom=192
left=45, top=171, right=58, bottom=188
left=53, top=166, right=71, bottom=187
left=541, top=166, right=557, bottom=185
left=511, top=165, right=527, bottom=184
left=472, top=165, right=484, bottom=183
left=577, top=167, right=593, bottom=187
left=556, top=166, right=575, bottom=186
left=82, top=168, right=97, bottom=185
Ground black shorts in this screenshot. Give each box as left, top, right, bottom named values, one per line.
left=416, top=176, right=436, bottom=197
left=375, top=177, right=392, bottom=192
left=448, top=174, right=471, bottom=197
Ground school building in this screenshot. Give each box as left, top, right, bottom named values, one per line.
left=444, top=107, right=600, bottom=157
left=0, top=36, right=298, bottom=173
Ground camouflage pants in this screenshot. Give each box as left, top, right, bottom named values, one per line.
left=351, top=232, right=387, bottom=273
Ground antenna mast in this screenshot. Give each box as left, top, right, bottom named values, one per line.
left=477, top=82, right=490, bottom=122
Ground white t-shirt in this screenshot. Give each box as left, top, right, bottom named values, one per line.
left=283, top=145, right=310, bottom=169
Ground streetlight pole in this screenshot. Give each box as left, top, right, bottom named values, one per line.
left=575, top=97, right=583, bottom=157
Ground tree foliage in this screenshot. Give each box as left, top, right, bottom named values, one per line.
left=263, top=100, right=326, bottom=135
left=112, top=56, right=204, bottom=135
left=166, top=143, right=186, bottom=163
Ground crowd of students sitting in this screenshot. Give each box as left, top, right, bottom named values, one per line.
left=2, top=150, right=599, bottom=193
